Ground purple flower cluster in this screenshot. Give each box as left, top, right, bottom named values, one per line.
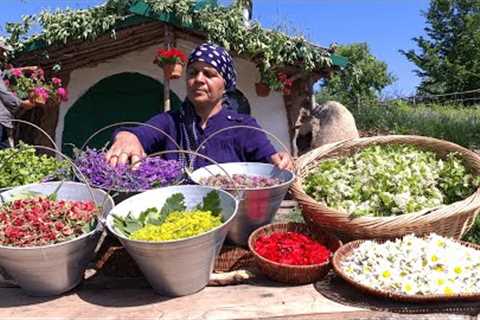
left=75, top=148, right=183, bottom=192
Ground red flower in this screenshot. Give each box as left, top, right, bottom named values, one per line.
left=0, top=197, right=98, bottom=247
left=255, top=231, right=331, bottom=265
left=153, top=47, right=187, bottom=66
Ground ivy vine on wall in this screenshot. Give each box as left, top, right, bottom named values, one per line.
left=4, top=0, right=332, bottom=90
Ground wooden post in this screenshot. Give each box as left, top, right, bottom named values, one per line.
left=163, top=25, right=174, bottom=112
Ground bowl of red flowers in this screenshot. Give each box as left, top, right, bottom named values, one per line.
left=248, top=222, right=341, bottom=285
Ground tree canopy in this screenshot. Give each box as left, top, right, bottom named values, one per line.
left=316, top=43, right=396, bottom=109
left=401, top=0, right=480, bottom=95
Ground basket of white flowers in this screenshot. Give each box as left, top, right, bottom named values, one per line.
left=291, top=135, right=480, bottom=240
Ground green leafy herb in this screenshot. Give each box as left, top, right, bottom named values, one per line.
left=112, top=192, right=225, bottom=237
left=112, top=212, right=144, bottom=237
left=196, top=191, right=221, bottom=216
left=159, top=193, right=186, bottom=219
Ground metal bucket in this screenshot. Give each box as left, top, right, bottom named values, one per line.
left=189, top=162, right=295, bottom=246
left=106, top=185, right=238, bottom=297
left=0, top=181, right=114, bottom=296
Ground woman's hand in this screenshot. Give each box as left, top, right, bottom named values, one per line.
left=271, top=151, right=294, bottom=171
left=106, top=131, right=146, bottom=167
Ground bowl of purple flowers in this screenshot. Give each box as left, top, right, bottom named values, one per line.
left=74, top=148, right=183, bottom=202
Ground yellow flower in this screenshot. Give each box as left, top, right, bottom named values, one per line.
left=434, top=265, right=445, bottom=272
left=443, top=286, right=455, bottom=295
left=382, top=270, right=391, bottom=279
left=454, top=266, right=463, bottom=274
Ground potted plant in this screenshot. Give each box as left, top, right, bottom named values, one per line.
left=2, top=66, right=68, bottom=106
left=153, top=48, right=188, bottom=80
left=254, top=82, right=271, bottom=97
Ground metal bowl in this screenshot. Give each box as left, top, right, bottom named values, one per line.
left=0, top=181, right=114, bottom=296
left=189, top=162, right=295, bottom=246
left=106, top=185, right=239, bottom=297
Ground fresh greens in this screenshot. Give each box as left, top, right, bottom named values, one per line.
left=4, top=0, right=332, bottom=91
left=113, top=191, right=221, bottom=237
left=304, top=144, right=480, bottom=218
left=0, top=143, right=69, bottom=188
left=196, top=190, right=221, bottom=216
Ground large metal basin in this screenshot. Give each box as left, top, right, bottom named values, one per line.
left=106, top=185, right=238, bottom=297
left=189, top=162, right=295, bottom=246
left=0, top=181, right=114, bottom=296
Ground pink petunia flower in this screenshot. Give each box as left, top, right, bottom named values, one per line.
left=56, top=87, right=68, bottom=102
left=11, top=68, right=23, bottom=78
left=51, top=77, right=62, bottom=87
left=34, top=87, right=49, bottom=99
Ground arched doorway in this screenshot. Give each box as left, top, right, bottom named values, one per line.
left=62, top=72, right=182, bottom=154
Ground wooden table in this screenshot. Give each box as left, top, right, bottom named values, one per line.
left=0, top=276, right=476, bottom=320
left=1, top=201, right=477, bottom=319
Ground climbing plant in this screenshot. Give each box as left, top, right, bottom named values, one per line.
left=4, top=0, right=332, bottom=89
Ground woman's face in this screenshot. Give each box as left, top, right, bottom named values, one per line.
left=186, top=61, right=225, bottom=107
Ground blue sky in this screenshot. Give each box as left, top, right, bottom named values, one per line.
left=0, top=0, right=430, bottom=96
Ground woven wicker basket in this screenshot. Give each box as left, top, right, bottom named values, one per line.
left=248, top=222, right=342, bottom=285
left=291, top=135, right=480, bottom=240
left=333, top=239, right=480, bottom=302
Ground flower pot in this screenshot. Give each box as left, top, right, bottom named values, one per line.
left=32, top=95, right=47, bottom=106
left=163, top=63, right=184, bottom=80
left=255, top=82, right=271, bottom=97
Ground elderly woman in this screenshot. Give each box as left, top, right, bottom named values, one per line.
left=107, top=43, right=292, bottom=170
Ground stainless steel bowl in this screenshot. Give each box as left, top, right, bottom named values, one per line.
left=106, top=185, right=238, bottom=297
left=0, top=181, right=114, bottom=296
left=189, top=162, right=295, bottom=246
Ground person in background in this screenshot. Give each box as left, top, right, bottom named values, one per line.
left=106, top=42, right=293, bottom=170
left=0, top=38, right=38, bottom=149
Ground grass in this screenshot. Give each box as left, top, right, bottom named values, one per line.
left=352, top=101, right=480, bottom=150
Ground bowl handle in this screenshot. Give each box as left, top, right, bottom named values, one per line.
left=193, top=125, right=296, bottom=175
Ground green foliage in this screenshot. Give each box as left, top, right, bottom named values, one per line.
left=0, top=143, right=69, bottom=188
left=401, top=0, right=480, bottom=95
left=4, top=0, right=332, bottom=88
left=113, top=191, right=221, bottom=237
left=316, top=43, right=396, bottom=109
left=353, top=100, right=480, bottom=149
left=159, top=193, right=186, bottom=220
left=196, top=191, right=221, bottom=216
left=304, top=144, right=479, bottom=217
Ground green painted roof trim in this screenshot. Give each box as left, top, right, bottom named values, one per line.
left=331, top=54, right=348, bottom=68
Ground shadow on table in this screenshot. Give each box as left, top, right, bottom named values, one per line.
left=75, top=271, right=172, bottom=307
left=0, top=286, right=60, bottom=307
left=314, top=271, right=480, bottom=315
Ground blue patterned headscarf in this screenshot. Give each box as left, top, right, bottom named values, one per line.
left=188, top=43, right=237, bottom=92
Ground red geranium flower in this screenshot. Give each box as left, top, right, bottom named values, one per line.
left=153, top=48, right=188, bottom=66
left=255, top=231, right=331, bottom=265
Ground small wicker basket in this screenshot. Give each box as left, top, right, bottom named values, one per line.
left=291, top=135, right=480, bottom=240
left=248, top=222, right=342, bottom=285
left=333, top=239, right=480, bottom=302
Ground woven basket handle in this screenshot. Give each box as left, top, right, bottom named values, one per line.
left=134, top=149, right=242, bottom=199
left=193, top=125, right=296, bottom=174
left=80, top=121, right=181, bottom=151
left=10, top=119, right=59, bottom=150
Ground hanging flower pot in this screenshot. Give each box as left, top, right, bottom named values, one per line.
left=255, top=82, right=271, bottom=97
left=163, top=63, right=184, bottom=80
left=154, top=48, right=188, bottom=81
